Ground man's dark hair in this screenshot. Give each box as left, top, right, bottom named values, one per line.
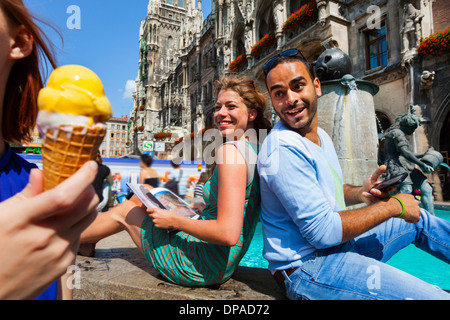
left=263, top=49, right=316, bottom=89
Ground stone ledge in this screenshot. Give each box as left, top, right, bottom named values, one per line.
left=74, top=231, right=285, bottom=300
left=435, top=201, right=450, bottom=211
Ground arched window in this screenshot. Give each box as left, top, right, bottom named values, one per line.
left=258, top=20, right=268, bottom=40
left=289, top=0, right=306, bottom=14
left=256, top=2, right=275, bottom=41
left=168, top=36, right=173, bottom=48
left=236, top=38, right=245, bottom=58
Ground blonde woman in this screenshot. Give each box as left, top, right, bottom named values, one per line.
left=80, top=75, right=271, bottom=286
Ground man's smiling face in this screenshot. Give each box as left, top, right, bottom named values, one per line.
left=266, top=60, right=322, bottom=136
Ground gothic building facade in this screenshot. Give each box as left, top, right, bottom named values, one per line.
left=129, top=0, right=449, bottom=200
left=130, top=0, right=204, bottom=158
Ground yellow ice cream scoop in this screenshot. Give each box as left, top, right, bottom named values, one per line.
left=38, top=65, right=112, bottom=124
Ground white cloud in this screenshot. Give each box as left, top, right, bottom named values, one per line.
left=122, top=80, right=136, bottom=99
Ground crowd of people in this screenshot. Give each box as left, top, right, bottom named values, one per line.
left=0, top=0, right=449, bottom=300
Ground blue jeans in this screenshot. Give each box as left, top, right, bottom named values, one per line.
left=282, top=209, right=450, bottom=300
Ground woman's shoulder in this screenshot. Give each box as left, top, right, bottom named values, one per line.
left=0, top=147, right=37, bottom=200
left=1, top=146, right=37, bottom=173
left=143, top=167, right=158, bottom=177
left=217, top=142, right=247, bottom=166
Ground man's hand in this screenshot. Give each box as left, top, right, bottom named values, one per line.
left=361, top=165, right=391, bottom=204
left=388, top=193, right=421, bottom=223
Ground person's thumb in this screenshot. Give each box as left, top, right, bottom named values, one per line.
left=371, top=165, right=386, bottom=181
left=22, top=169, right=44, bottom=198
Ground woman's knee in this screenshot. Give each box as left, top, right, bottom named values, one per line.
left=113, top=198, right=147, bottom=228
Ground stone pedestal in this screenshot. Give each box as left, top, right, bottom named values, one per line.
left=318, top=75, right=380, bottom=186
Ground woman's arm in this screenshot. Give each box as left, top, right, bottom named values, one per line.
left=58, top=262, right=73, bottom=300
left=139, top=169, right=146, bottom=183
left=106, top=173, right=114, bottom=186
left=148, top=144, right=248, bottom=246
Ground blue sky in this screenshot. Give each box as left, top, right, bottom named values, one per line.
left=24, top=0, right=212, bottom=118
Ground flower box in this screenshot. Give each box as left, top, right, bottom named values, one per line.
left=251, top=30, right=276, bottom=57
left=174, top=137, right=183, bottom=145
left=417, top=27, right=450, bottom=56
left=229, top=53, right=248, bottom=72
left=154, top=132, right=172, bottom=140
left=282, top=0, right=318, bottom=31
left=174, top=126, right=214, bottom=145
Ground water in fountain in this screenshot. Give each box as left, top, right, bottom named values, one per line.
left=318, top=74, right=380, bottom=188
left=315, top=49, right=380, bottom=187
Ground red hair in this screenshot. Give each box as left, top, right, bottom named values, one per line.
left=1, top=0, right=58, bottom=143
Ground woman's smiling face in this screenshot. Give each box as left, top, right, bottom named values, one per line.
left=214, top=89, right=254, bottom=139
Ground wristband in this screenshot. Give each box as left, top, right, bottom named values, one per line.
left=391, top=196, right=405, bottom=218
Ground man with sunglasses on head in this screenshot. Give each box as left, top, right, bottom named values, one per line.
left=257, top=49, right=450, bottom=300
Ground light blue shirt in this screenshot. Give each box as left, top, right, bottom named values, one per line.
left=257, top=121, right=345, bottom=271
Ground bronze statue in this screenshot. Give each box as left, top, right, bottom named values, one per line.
left=314, top=48, right=352, bottom=82
left=378, top=106, right=436, bottom=215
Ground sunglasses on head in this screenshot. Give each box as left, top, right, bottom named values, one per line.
left=262, top=48, right=308, bottom=75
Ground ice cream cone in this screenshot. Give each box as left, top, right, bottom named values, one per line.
left=37, top=65, right=113, bottom=190
left=41, top=125, right=106, bottom=190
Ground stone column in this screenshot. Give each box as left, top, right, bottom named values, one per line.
left=317, top=0, right=328, bottom=27
left=273, top=0, right=285, bottom=50
left=218, top=4, right=223, bottom=37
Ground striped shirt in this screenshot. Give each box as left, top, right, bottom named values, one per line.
left=193, top=182, right=204, bottom=197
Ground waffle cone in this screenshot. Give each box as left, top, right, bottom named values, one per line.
left=41, top=125, right=106, bottom=190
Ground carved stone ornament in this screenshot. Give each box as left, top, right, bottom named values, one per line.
left=420, top=70, right=435, bottom=90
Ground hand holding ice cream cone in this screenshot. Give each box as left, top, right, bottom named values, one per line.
left=37, top=65, right=112, bottom=190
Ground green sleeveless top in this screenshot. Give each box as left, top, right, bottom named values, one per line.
left=140, top=141, right=261, bottom=286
